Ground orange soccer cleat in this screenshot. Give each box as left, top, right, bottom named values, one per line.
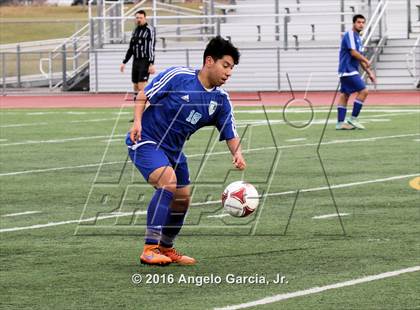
left=140, top=244, right=172, bottom=266
left=159, top=245, right=197, bottom=265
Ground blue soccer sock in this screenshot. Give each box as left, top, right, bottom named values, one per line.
left=144, top=188, right=174, bottom=245
left=160, top=209, right=187, bottom=248
left=337, top=106, right=347, bottom=123
left=352, top=99, right=364, bottom=118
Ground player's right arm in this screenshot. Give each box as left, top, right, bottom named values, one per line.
left=216, top=93, right=246, bottom=170
left=350, top=49, right=370, bottom=67
left=130, top=67, right=182, bottom=142
left=130, top=90, right=147, bottom=143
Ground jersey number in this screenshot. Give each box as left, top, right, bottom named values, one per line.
left=186, top=110, right=202, bottom=125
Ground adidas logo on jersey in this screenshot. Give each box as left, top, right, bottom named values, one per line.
left=181, top=95, right=190, bottom=102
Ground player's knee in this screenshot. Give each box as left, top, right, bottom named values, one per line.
left=162, top=183, right=177, bottom=193
left=149, top=167, right=177, bottom=193
left=340, top=93, right=349, bottom=101
left=160, top=175, right=177, bottom=193
left=171, top=195, right=190, bottom=211
left=361, top=88, right=368, bottom=96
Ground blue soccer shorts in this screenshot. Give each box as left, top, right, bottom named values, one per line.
left=340, top=74, right=366, bottom=95
left=125, top=134, right=190, bottom=188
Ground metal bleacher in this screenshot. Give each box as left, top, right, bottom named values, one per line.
left=89, top=0, right=359, bottom=92
left=86, top=0, right=419, bottom=92
left=5, top=0, right=416, bottom=93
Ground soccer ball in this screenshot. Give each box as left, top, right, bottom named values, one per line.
left=222, top=181, right=259, bottom=217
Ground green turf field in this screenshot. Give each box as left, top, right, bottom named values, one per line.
left=0, top=105, right=419, bottom=309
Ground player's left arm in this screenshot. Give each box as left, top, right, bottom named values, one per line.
left=350, top=49, right=370, bottom=67
left=361, top=61, right=376, bottom=83
left=226, top=138, right=246, bottom=170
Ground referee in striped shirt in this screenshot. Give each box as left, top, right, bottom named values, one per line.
left=120, top=10, right=156, bottom=104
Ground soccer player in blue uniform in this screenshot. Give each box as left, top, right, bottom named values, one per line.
left=125, top=36, right=246, bottom=266
left=337, top=14, right=376, bottom=130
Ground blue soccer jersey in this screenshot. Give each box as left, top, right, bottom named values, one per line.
left=140, top=66, right=238, bottom=152
left=338, top=30, right=364, bottom=77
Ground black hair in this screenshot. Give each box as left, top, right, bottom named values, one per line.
left=353, top=14, right=365, bottom=23
left=203, top=36, right=240, bottom=66
left=135, top=10, right=146, bottom=17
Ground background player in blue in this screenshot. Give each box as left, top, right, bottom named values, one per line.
left=337, top=14, right=376, bottom=130
left=126, top=36, right=245, bottom=266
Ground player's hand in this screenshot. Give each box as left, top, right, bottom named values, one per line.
left=363, top=60, right=371, bottom=69
left=232, top=153, right=246, bottom=170
left=368, top=72, right=377, bottom=84
left=130, top=121, right=142, bottom=143
left=120, top=63, right=125, bottom=73
left=148, top=64, right=156, bottom=75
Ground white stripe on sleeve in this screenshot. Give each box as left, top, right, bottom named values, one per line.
left=348, top=31, right=356, bottom=50
left=148, top=71, right=196, bottom=99
left=145, top=67, right=195, bottom=97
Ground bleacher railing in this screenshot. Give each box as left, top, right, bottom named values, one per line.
left=2, top=0, right=392, bottom=92
left=361, top=0, right=388, bottom=49
left=86, top=45, right=373, bottom=93
left=38, top=0, right=149, bottom=90
left=361, top=0, right=388, bottom=86
left=92, top=12, right=358, bottom=47
left=406, top=35, right=420, bottom=87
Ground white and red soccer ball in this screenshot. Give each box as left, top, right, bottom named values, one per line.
left=222, top=181, right=259, bottom=217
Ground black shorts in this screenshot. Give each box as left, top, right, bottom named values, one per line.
left=131, top=59, right=151, bottom=83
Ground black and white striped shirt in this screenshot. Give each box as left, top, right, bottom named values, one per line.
left=122, top=23, right=156, bottom=64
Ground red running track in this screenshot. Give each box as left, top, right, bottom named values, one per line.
left=0, top=91, right=418, bottom=109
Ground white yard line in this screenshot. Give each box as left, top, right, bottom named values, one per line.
left=0, top=109, right=417, bottom=134
left=367, top=119, right=390, bottom=122
left=21, top=111, right=115, bottom=116
left=0, top=161, right=123, bottom=177
left=0, top=108, right=417, bottom=117
left=366, top=112, right=419, bottom=118
left=1, top=173, right=416, bottom=233
left=0, top=134, right=125, bottom=147
left=200, top=173, right=418, bottom=208
left=0, top=116, right=396, bottom=133
left=26, top=112, right=61, bottom=115
left=70, top=118, right=118, bottom=123
left=187, top=133, right=420, bottom=159
left=214, top=266, right=420, bottom=310
left=235, top=108, right=420, bottom=114
left=0, top=122, right=48, bottom=128
left=2, top=211, right=42, bottom=217
left=312, top=213, right=350, bottom=219
left=1, top=133, right=418, bottom=177
left=207, top=214, right=230, bottom=218
left=0, top=118, right=119, bottom=129
left=286, top=138, right=307, bottom=142
left=102, top=139, right=123, bottom=143
left=292, top=174, right=419, bottom=193
left=0, top=211, right=146, bottom=233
